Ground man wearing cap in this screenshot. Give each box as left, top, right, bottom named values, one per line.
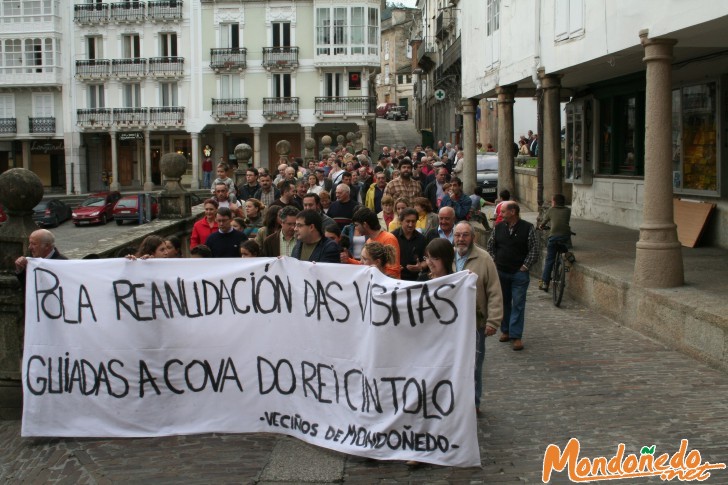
left=424, top=166, right=450, bottom=210
left=384, top=158, right=422, bottom=201
left=314, top=166, right=333, bottom=194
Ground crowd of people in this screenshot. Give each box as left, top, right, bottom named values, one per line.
left=17, top=141, right=559, bottom=425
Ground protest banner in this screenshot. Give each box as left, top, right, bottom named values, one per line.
left=21, top=257, right=480, bottom=467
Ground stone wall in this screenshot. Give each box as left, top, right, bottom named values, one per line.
left=514, top=166, right=573, bottom=212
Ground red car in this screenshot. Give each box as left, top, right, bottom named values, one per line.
left=113, top=195, right=159, bottom=225
left=72, top=191, right=121, bottom=226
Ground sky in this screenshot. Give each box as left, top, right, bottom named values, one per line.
left=394, top=0, right=419, bottom=7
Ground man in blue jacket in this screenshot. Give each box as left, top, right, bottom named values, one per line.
left=440, top=176, right=472, bottom=221
left=291, top=209, right=340, bottom=263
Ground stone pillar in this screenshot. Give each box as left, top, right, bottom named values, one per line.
left=541, top=73, right=563, bottom=205
left=253, top=127, right=261, bottom=168
left=21, top=141, right=30, bottom=170
left=190, top=132, right=200, bottom=190
left=143, top=130, right=153, bottom=191
left=303, top=126, right=312, bottom=143
left=360, top=123, right=370, bottom=151
left=461, top=98, right=477, bottom=195
left=634, top=32, right=683, bottom=288
left=159, top=152, right=191, bottom=219
left=496, top=85, right=517, bottom=195
left=110, top=129, right=120, bottom=191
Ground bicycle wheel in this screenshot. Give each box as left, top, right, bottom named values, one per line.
left=552, top=253, right=566, bottom=307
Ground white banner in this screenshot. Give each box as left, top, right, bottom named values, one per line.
left=21, top=257, right=479, bottom=467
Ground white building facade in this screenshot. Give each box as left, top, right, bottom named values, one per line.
left=462, top=0, right=728, bottom=251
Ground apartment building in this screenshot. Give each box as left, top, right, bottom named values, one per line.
left=2, top=0, right=381, bottom=195
left=376, top=7, right=415, bottom=115
left=0, top=1, right=67, bottom=192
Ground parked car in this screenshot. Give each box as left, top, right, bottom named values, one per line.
left=72, top=191, right=121, bottom=226
left=386, top=106, right=408, bottom=121
left=113, top=195, right=159, bottom=225
left=476, top=153, right=499, bottom=202
left=376, top=102, right=396, bottom=118
left=33, top=199, right=73, bottom=227
left=0, top=203, right=6, bottom=226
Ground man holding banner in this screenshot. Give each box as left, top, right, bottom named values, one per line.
left=454, top=221, right=503, bottom=414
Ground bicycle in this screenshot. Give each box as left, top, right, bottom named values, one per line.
left=539, top=226, right=576, bottom=307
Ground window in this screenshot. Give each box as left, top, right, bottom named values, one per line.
left=33, top=93, right=53, bottom=117
left=384, top=40, right=389, bottom=60
left=316, top=8, right=331, bottom=55
left=272, top=22, right=290, bottom=47
left=24, top=38, right=42, bottom=73
left=485, top=0, right=500, bottom=70
left=122, top=34, right=141, bottom=58
left=565, top=98, right=593, bottom=184
left=333, top=8, right=346, bottom=55
left=273, top=73, right=291, bottom=98
left=555, top=0, right=584, bottom=41
left=368, top=8, right=378, bottom=55
left=160, top=33, right=177, bottom=57
left=597, top=94, right=645, bottom=176
left=384, top=65, right=390, bottom=84
left=0, top=94, right=15, bottom=118
left=3, top=1, right=21, bottom=16
left=87, top=35, right=103, bottom=59
left=122, top=83, right=141, bottom=108
left=88, top=84, right=105, bottom=108
left=220, top=74, right=240, bottom=98
left=350, top=7, right=364, bottom=55
left=672, top=82, right=719, bottom=194
left=325, top=73, right=342, bottom=97
left=348, top=72, right=361, bottom=90
left=221, top=23, right=240, bottom=49
left=160, top=82, right=178, bottom=106
left=4, top=39, right=22, bottom=72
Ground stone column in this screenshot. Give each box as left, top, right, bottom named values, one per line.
left=496, top=85, right=517, bottom=195
left=461, top=98, right=477, bottom=195
left=360, top=123, right=370, bottom=151
left=541, top=73, right=563, bottom=204
left=190, top=132, right=200, bottom=190
left=303, top=125, right=312, bottom=142
left=253, top=127, right=261, bottom=168
left=634, top=32, right=683, bottom=288
left=110, top=129, right=120, bottom=191
left=143, top=130, right=153, bottom=191
left=21, top=141, right=30, bottom=170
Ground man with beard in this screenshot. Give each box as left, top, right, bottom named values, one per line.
left=384, top=158, right=421, bottom=201
left=454, top=221, right=503, bottom=415
left=253, top=172, right=280, bottom=207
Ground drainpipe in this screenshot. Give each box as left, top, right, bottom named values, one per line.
left=533, top=0, right=545, bottom=212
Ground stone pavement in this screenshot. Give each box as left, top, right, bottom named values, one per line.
left=3, top=278, right=728, bottom=483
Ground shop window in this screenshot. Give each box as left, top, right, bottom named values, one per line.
left=672, top=82, right=719, bottom=195
left=596, top=93, right=644, bottom=176
left=565, top=97, right=593, bottom=184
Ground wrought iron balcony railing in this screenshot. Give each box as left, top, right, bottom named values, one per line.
left=262, top=47, right=299, bottom=70
left=212, top=98, right=248, bottom=120
left=74, top=3, right=109, bottom=24
left=148, top=0, right=182, bottom=21
left=112, top=58, right=147, bottom=78
left=263, top=97, right=299, bottom=120
left=150, top=106, right=184, bottom=125
left=113, top=107, right=148, bottom=126
left=0, top=118, right=17, bottom=134
left=75, top=59, right=111, bottom=79
left=110, top=1, right=146, bottom=22
left=314, top=96, right=376, bottom=117
left=148, top=57, right=184, bottom=77
left=210, top=48, right=247, bottom=71
left=29, top=117, right=56, bottom=134
left=77, top=108, right=112, bottom=127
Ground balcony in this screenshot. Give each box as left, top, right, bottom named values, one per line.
left=148, top=57, right=184, bottom=78
left=148, top=0, right=183, bottom=22
left=113, top=107, right=148, bottom=126
left=436, top=11, right=453, bottom=41
left=0, top=118, right=17, bottom=134
left=150, top=106, right=184, bottom=126
left=112, top=58, right=147, bottom=78
left=110, top=2, right=145, bottom=23
left=77, top=108, right=112, bottom=128
left=441, top=35, right=461, bottom=73
left=29, top=117, right=56, bottom=134
left=416, top=36, right=437, bottom=72
left=74, top=3, right=109, bottom=24
left=210, top=48, right=247, bottom=72
left=262, top=47, right=299, bottom=70
left=212, top=98, right=248, bottom=121
left=314, top=96, right=376, bottom=119
left=263, top=97, right=299, bottom=120
left=75, top=59, right=111, bottom=79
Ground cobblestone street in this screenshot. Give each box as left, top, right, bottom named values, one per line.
left=2, top=281, right=728, bottom=483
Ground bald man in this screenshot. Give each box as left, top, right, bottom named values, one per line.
left=424, top=206, right=457, bottom=244
left=15, top=229, right=67, bottom=288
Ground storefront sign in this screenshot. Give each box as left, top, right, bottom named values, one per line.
left=30, top=140, right=64, bottom=154
left=118, top=132, right=144, bottom=141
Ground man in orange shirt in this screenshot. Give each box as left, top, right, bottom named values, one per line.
left=340, top=207, right=401, bottom=278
